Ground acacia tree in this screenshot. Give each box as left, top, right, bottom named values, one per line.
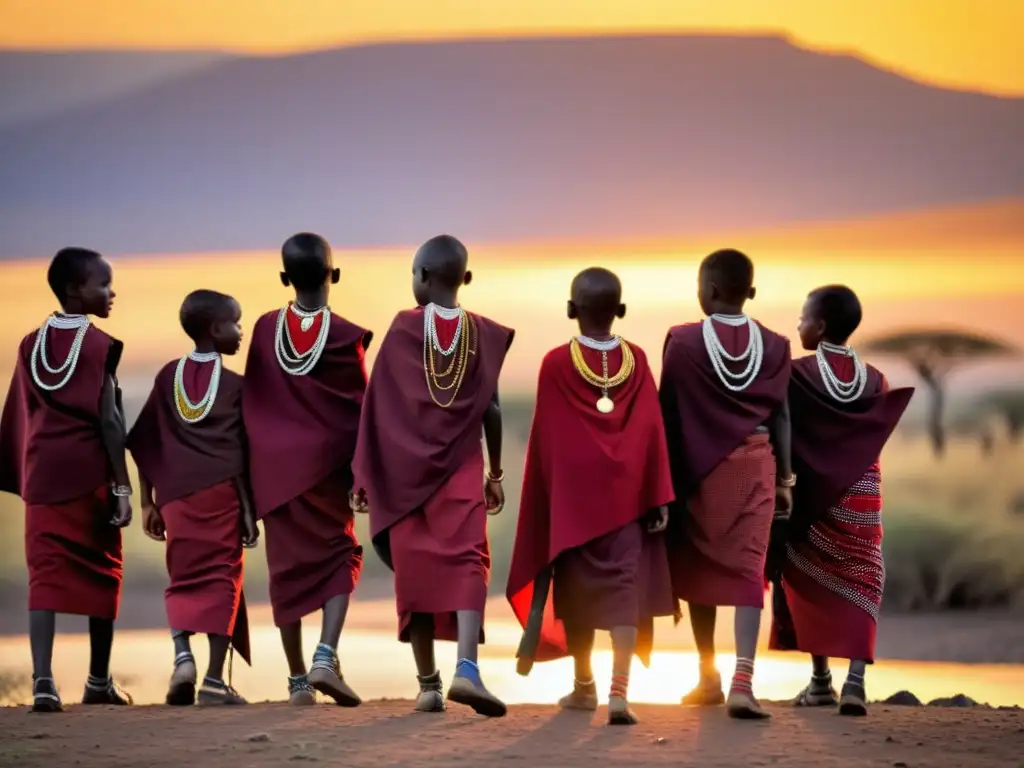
left=862, top=330, right=1018, bottom=457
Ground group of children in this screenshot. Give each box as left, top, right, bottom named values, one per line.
left=0, top=237, right=913, bottom=725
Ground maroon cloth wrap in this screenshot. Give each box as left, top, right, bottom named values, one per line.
left=25, top=486, right=123, bottom=618
left=1, top=322, right=124, bottom=619
left=161, top=479, right=250, bottom=663
left=659, top=320, right=791, bottom=497
left=127, top=360, right=246, bottom=507
left=352, top=307, right=514, bottom=548
left=390, top=450, right=491, bottom=642
left=507, top=341, right=676, bottom=663
left=660, top=319, right=790, bottom=608
left=262, top=469, right=364, bottom=627
left=242, top=309, right=372, bottom=518
left=786, top=354, right=913, bottom=536
left=1, top=323, right=122, bottom=505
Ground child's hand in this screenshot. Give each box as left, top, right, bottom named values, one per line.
left=484, top=475, right=505, bottom=516
left=647, top=505, right=669, bottom=533
left=774, top=485, right=793, bottom=519
left=241, top=512, right=259, bottom=549
left=349, top=489, right=369, bottom=514
left=142, top=503, right=164, bottom=540
left=112, top=495, right=133, bottom=528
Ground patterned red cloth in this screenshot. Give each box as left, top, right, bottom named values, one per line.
left=771, top=462, right=884, bottom=661
left=670, top=432, right=776, bottom=608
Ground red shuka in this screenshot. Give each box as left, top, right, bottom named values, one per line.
left=352, top=307, right=513, bottom=640
left=0, top=322, right=124, bottom=618
left=242, top=307, right=372, bottom=517
left=126, top=358, right=250, bottom=661
left=352, top=307, right=514, bottom=548
left=507, top=340, right=676, bottom=663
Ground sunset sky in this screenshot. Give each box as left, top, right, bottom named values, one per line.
left=2, top=0, right=1022, bottom=95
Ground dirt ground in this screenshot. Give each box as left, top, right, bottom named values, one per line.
left=1, top=701, right=1022, bottom=768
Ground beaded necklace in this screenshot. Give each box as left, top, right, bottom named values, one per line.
left=701, top=313, right=764, bottom=392
left=275, top=303, right=331, bottom=375
left=816, top=341, right=868, bottom=402
left=30, top=313, right=90, bottom=392
left=569, top=335, right=635, bottom=413
left=174, top=350, right=222, bottom=424
left=422, top=304, right=476, bottom=408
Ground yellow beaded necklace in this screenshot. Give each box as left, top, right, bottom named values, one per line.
left=423, top=309, right=477, bottom=408
left=569, top=336, right=634, bottom=413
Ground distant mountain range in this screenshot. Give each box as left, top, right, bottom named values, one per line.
left=0, top=50, right=226, bottom=127
left=0, top=35, right=1022, bottom=258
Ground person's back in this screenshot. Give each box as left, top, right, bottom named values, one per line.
left=659, top=248, right=793, bottom=719
left=0, top=247, right=134, bottom=712
left=128, top=289, right=257, bottom=707
left=351, top=234, right=513, bottom=717
left=242, top=233, right=371, bottom=707
left=507, top=267, right=675, bottom=726
left=768, top=285, right=914, bottom=717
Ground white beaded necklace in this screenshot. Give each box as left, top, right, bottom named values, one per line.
left=30, top=313, right=90, bottom=392
left=424, top=303, right=465, bottom=357
left=816, top=341, right=868, bottom=403
left=575, top=334, right=622, bottom=351
left=174, top=350, right=222, bottom=424
left=702, top=313, right=764, bottom=392
left=275, top=303, right=331, bottom=376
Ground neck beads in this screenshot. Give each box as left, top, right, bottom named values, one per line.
left=569, top=335, right=635, bottom=413
left=422, top=303, right=475, bottom=408
left=816, top=341, right=868, bottom=402
left=275, top=302, right=331, bottom=376
left=174, top=349, right=222, bottom=424
left=30, top=313, right=90, bottom=392
left=702, top=313, right=764, bottom=392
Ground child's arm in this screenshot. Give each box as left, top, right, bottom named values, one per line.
left=137, top=470, right=165, bottom=541
left=232, top=474, right=260, bottom=549
left=482, top=388, right=504, bottom=514
left=769, top=395, right=795, bottom=516
left=100, top=372, right=133, bottom=527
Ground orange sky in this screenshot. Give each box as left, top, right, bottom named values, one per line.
left=1, top=0, right=1022, bottom=95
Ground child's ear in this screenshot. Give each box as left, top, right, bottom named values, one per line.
left=616, top=303, right=627, bottom=319
left=280, top=272, right=290, bottom=287
left=749, top=286, right=757, bottom=301
left=419, top=267, right=430, bottom=284
left=567, top=300, right=578, bottom=320
left=329, top=268, right=340, bottom=285
left=463, top=270, right=473, bottom=287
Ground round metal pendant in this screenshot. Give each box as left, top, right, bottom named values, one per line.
left=300, top=316, right=315, bottom=332
left=596, top=396, right=614, bottom=414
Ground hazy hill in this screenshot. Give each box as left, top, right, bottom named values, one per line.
left=1, top=35, right=1022, bottom=258
left=0, top=50, right=226, bottom=128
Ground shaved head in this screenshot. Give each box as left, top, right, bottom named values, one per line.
left=281, top=232, right=335, bottom=291
left=413, top=234, right=469, bottom=288
left=571, top=267, right=622, bottom=313
left=568, top=266, right=625, bottom=330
